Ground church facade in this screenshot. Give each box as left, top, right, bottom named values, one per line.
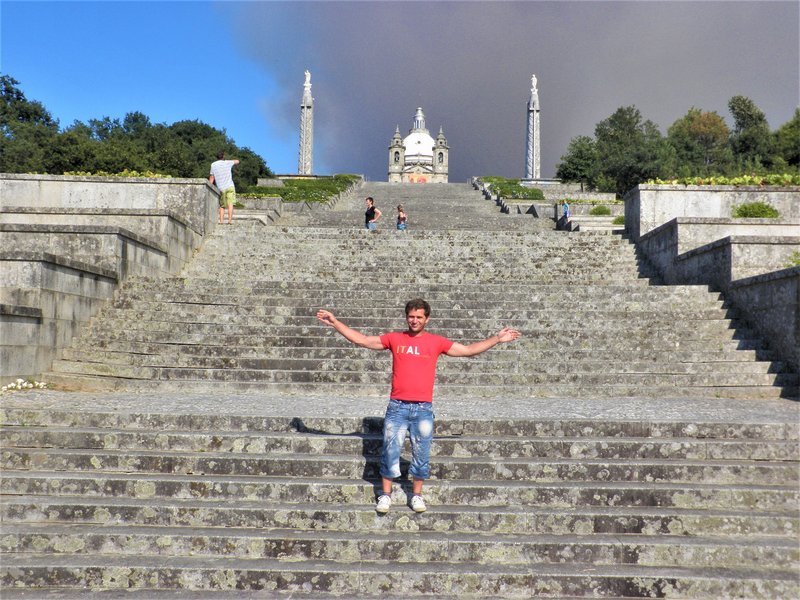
left=388, top=108, right=449, bottom=183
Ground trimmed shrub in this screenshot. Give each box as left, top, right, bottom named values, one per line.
left=612, top=215, right=625, bottom=225
left=732, top=202, right=780, bottom=219
left=589, top=205, right=612, bottom=216
left=241, top=174, right=360, bottom=203
left=482, top=177, right=545, bottom=200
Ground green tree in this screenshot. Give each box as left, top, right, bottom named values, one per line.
left=594, top=106, right=672, bottom=196
left=0, top=74, right=59, bottom=172
left=773, top=107, right=800, bottom=169
left=728, top=95, right=773, bottom=169
left=0, top=75, right=274, bottom=182
left=667, top=108, right=732, bottom=176
left=556, top=135, right=598, bottom=190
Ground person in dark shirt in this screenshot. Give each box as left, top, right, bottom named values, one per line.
left=364, top=197, right=382, bottom=230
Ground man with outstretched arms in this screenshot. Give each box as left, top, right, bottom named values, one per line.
left=316, top=298, right=521, bottom=514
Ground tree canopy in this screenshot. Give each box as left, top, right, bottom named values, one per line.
left=557, top=96, right=799, bottom=196
left=0, top=75, right=272, bottom=188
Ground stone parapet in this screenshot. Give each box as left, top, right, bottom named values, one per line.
left=0, top=207, right=202, bottom=272
left=0, top=173, right=218, bottom=236
left=0, top=224, right=171, bottom=279
left=624, top=184, right=800, bottom=242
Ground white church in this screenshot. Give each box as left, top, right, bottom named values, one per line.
left=388, top=108, right=449, bottom=183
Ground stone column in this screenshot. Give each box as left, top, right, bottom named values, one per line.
left=525, top=74, right=540, bottom=180
left=298, top=70, right=314, bottom=175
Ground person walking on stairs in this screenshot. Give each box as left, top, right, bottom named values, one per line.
left=364, top=197, right=382, bottom=230
left=316, top=299, right=521, bottom=514
left=396, top=204, right=407, bottom=231
left=209, top=151, right=240, bottom=225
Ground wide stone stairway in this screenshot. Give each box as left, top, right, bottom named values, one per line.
left=2, top=182, right=798, bottom=597
left=41, top=182, right=796, bottom=399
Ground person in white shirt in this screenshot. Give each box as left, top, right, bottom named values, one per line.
left=209, top=151, right=240, bottom=224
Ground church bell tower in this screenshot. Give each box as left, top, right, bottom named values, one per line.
left=388, top=126, right=404, bottom=183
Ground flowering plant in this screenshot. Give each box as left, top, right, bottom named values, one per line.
left=1, top=379, right=48, bottom=393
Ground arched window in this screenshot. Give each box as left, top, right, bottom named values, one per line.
left=394, top=151, right=400, bottom=163
left=438, top=152, right=444, bottom=164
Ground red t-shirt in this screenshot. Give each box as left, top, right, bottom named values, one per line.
left=380, top=331, right=454, bottom=402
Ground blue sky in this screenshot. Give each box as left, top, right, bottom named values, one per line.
left=2, top=1, right=798, bottom=181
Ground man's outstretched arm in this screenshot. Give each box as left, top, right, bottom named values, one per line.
left=445, top=327, right=521, bottom=358
left=316, top=309, right=385, bottom=350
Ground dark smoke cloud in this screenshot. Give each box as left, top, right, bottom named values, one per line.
left=224, top=1, right=799, bottom=181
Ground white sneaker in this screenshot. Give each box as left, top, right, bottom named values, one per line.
left=410, top=495, right=427, bottom=513
left=375, top=494, right=392, bottom=514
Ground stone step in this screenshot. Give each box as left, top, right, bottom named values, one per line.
left=96, top=303, right=733, bottom=321
left=5, top=471, right=796, bottom=510
left=57, top=349, right=785, bottom=376
left=66, top=332, right=770, bottom=354
left=77, top=318, right=751, bottom=342
left=113, top=289, right=726, bottom=309
left=47, top=359, right=793, bottom=389
left=178, top=272, right=654, bottom=286
left=4, top=448, right=795, bottom=485
left=199, top=227, right=632, bottom=242
left=5, top=408, right=793, bottom=440
left=60, top=341, right=774, bottom=364
left=117, top=282, right=721, bottom=304
left=3, top=523, right=796, bottom=570
left=122, top=273, right=678, bottom=290
left=53, top=350, right=784, bottom=377
left=43, top=372, right=793, bottom=400
left=2, top=554, right=796, bottom=597
left=4, top=426, right=795, bottom=460
left=4, top=495, right=796, bottom=538
left=78, top=316, right=751, bottom=338
left=193, top=243, right=638, bottom=259
left=183, top=268, right=651, bottom=283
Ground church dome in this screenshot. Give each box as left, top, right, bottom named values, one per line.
left=403, top=131, right=435, bottom=162
left=403, top=107, right=435, bottom=162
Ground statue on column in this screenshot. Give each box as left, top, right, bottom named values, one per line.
left=530, top=74, right=539, bottom=107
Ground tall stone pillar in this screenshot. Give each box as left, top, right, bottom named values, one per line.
left=298, top=70, right=314, bottom=175
left=525, top=74, right=540, bottom=180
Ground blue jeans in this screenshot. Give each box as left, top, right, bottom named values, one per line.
left=380, top=399, right=435, bottom=480
left=366, top=222, right=376, bottom=230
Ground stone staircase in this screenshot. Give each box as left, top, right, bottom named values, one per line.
left=1, top=401, right=798, bottom=597
left=44, top=182, right=795, bottom=399
left=2, top=181, right=798, bottom=597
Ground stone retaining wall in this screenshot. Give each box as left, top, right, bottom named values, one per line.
left=0, top=173, right=218, bottom=236
left=728, top=267, right=799, bottom=375
left=0, top=225, right=172, bottom=279
left=624, top=184, right=800, bottom=242
left=0, top=253, right=118, bottom=381
left=629, top=185, right=800, bottom=373
left=0, top=208, right=203, bottom=273
left=0, top=174, right=219, bottom=383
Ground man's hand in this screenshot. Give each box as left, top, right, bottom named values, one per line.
left=316, top=309, right=336, bottom=326
left=496, top=327, right=521, bottom=343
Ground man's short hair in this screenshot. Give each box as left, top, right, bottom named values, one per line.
left=216, top=151, right=225, bottom=160
left=405, top=298, right=431, bottom=317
